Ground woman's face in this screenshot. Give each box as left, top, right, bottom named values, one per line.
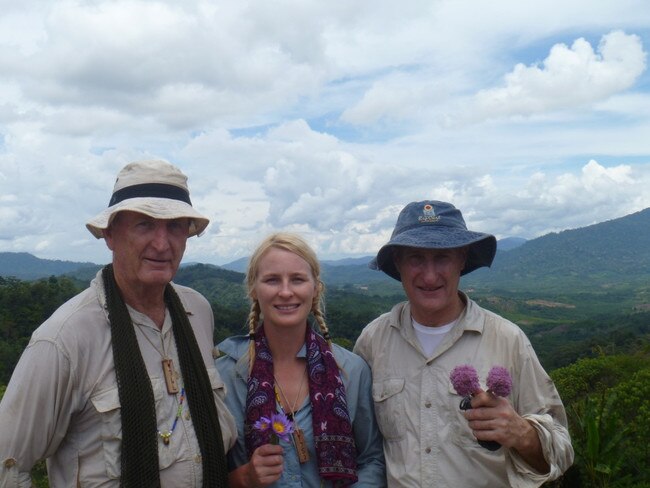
left=252, top=247, right=318, bottom=332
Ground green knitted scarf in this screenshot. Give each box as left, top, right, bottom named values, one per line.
left=102, top=264, right=228, bottom=487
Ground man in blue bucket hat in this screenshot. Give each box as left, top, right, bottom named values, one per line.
left=354, top=200, right=574, bottom=487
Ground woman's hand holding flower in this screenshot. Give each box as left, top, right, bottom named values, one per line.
left=244, top=411, right=294, bottom=487
left=246, top=444, right=285, bottom=487
left=228, top=444, right=284, bottom=488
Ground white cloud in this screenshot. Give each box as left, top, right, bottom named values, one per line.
left=471, top=31, right=647, bottom=120
left=0, top=1, right=649, bottom=265
left=460, top=160, right=650, bottom=239
left=340, top=71, right=453, bottom=126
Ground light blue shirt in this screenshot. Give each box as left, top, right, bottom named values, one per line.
left=216, top=333, right=386, bottom=488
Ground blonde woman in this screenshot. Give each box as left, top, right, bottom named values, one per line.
left=216, top=232, right=385, bottom=487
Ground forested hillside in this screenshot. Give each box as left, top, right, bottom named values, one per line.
left=0, top=276, right=79, bottom=382
left=1, top=270, right=649, bottom=485
left=466, top=207, right=650, bottom=291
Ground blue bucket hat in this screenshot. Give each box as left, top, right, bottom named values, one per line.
left=370, top=200, right=497, bottom=281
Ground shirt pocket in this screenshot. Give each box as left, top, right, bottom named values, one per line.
left=206, top=366, right=236, bottom=449
left=90, top=386, right=123, bottom=480
left=372, top=378, right=405, bottom=441
left=206, top=366, right=226, bottom=399
left=90, top=380, right=173, bottom=479
left=447, top=379, right=484, bottom=449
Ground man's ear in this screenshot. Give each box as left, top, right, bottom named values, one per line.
left=391, top=247, right=402, bottom=268
left=460, top=246, right=469, bottom=267
left=103, top=227, right=114, bottom=251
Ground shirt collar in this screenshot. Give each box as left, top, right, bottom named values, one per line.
left=390, top=291, right=484, bottom=334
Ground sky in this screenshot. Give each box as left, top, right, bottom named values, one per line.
left=1, top=0, right=649, bottom=266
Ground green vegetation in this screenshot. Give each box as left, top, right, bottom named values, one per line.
left=550, top=354, right=650, bottom=487
left=2, top=265, right=649, bottom=486
left=0, top=275, right=79, bottom=384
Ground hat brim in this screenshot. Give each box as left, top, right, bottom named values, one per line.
left=370, top=226, right=497, bottom=281
left=86, top=197, right=209, bottom=239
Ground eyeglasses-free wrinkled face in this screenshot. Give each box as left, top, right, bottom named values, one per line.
left=104, top=211, right=190, bottom=291
left=394, top=246, right=467, bottom=326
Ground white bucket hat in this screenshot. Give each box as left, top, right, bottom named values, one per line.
left=86, top=159, right=210, bottom=239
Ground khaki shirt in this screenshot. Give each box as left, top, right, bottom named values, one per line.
left=354, top=294, right=574, bottom=488
left=0, top=272, right=236, bottom=487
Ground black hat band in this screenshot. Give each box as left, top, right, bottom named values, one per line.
left=108, top=183, right=192, bottom=207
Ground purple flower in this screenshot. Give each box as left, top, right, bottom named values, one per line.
left=486, top=366, right=512, bottom=397
left=270, top=413, right=294, bottom=442
left=253, top=416, right=272, bottom=433
left=449, top=364, right=480, bottom=397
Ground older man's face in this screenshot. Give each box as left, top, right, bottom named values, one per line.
left=104, top=211, right=190, bottom=293
left=395, top=247, right=467, bottom=326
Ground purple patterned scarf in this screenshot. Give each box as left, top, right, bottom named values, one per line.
left=245, top=324, right=358, bottom=485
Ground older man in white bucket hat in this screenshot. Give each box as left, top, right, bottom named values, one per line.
left=354, top=200, right=574, bottom=488
left=0, top=160, right=236, bottom=487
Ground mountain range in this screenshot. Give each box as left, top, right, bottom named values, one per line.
left=465, top=207, right=650, bottom=291
left=0, top=252, right=98, bottom=281
left=1, top=208, right=649, bottom=295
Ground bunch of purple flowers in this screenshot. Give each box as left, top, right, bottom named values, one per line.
left=449, top=364, right=513, bottom=451
left=449, top=364, right=513, bottom=398
left=253, top=412, right=294, bottom=444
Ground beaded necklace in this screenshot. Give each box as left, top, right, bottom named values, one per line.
left=158, top=387, right=186, bottom=445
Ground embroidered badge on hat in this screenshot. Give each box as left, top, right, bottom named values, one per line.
left=418, top=203, right=440, bottom=223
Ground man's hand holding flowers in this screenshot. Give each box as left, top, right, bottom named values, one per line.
left=450, top=365, right=550, bottom=473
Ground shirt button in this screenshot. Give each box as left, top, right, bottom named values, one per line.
left=425, top=447, right=431, bottom=454
left=3, top=458, right=17, bottom=468
left=194, top=455, right=202, bottom=464
left=184, top=411, right=191, bottom=420
left=425, top=401, right=431, bottom=408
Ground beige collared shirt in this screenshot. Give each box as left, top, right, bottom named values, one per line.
left=0, top=271, right=236, bottom=487
left=354, top=293, right=574, bottom=488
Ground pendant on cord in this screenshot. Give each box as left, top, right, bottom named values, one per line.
left=162, top=358, right=179, bottom=394
left=293, top=428, right=310, bottom=463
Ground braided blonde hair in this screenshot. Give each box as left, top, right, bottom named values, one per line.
left=245, top=232, right=331, bottom=373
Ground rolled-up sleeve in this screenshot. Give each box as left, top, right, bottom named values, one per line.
left=506, top=346, right=574, bottom=487
left=0, top=339, right=75, bottom=487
